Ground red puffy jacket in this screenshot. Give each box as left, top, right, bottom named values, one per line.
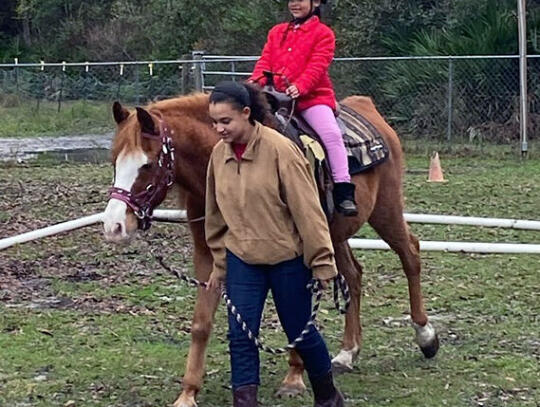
left=250, top=16, right=337, bottom=112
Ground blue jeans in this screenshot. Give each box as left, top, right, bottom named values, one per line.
left=226, top=250, right=332, bottom=389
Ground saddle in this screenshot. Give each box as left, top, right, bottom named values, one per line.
left=261, top=73, right=389, bottom=218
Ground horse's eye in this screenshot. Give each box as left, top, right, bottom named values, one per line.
left=141, top=163, right=152, bottom=170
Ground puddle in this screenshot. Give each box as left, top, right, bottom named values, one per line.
left=35, top=148, right=110, bottom=163
left=0, top=134, right=112, bottom=163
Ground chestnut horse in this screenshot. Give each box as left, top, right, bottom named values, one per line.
left=102, top=92, right=439, bottom=407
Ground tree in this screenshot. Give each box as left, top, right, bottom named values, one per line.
left=0, top=0, right=20, bottom=60
left=0, top=0, right=538, bottom=61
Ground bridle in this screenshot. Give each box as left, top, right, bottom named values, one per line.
left=109, top=118, right=176, bottom=231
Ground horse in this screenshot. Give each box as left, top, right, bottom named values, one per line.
left=102, top=92, right=439, bottom=407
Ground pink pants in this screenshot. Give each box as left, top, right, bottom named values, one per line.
left=301, top=104, right=350, bottom=183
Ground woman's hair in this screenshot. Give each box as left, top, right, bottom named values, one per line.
left=209, top=81, right=271, bottom=125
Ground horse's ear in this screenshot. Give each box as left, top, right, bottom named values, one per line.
left=113, top=101, right=129, bottom=124
left=136, top=107, right=156, bottom=135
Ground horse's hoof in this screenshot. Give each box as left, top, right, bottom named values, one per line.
left=172, top=392, right=198, bottom=407
left=413, top=321, right=439, bottom=359
left=332, top=360, right=354, bottom=375
left=275, top=383, right=306, bottom=398
left=331, top=349, right=356, bottom=375
left=420, top=333, right=440, bottom=359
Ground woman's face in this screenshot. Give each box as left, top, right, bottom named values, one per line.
left=288, top=0, right=319, bottom=20
left=209, top=101, right=252, bottom=144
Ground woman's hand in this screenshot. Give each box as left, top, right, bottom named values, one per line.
left=319, top=278, right=332, bottom=290
left=285, top=84, right=300, bottom=99
left=206, top=272, right=223, bottom=292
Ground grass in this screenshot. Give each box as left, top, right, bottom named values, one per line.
left=0, top=97, right=114, bottom=138
left=0, top=154, right=539, bottom=406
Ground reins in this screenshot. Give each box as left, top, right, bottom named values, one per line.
left=252, top=71, right=296, bottom=133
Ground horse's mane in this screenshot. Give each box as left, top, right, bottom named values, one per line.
left=112, top=90, right=277, bottom=159
left=149, top=91, right=276, bottom=127
left=148, top=93, right=211, bottom=123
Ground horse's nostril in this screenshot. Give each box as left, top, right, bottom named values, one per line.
left=113, top=223, right=122, bottom=235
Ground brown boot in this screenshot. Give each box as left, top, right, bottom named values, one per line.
left=233, top=384, right=258, bottom=407
left=310, top=371, right=345, bottom=407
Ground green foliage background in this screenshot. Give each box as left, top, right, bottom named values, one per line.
left=1, top=0, right=539, bottom=62
left=1, top=0, right=539, bottom=141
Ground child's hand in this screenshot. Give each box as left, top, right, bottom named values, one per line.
left=285, top=84, right=300, bottom=99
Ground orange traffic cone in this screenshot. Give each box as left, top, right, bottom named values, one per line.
left=428, top=152, right=446, bottom=182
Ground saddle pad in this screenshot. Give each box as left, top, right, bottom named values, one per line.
left=338, top=104, right=389, bottom=174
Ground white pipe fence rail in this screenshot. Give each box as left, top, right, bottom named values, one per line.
left=348, top=239, right=540, bottom=254
left=1, top=210, right=538, bottom=254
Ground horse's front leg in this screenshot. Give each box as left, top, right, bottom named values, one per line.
left=331, top=241, right=363, bottom=374
left=276, top=350, right=307, bottom=398
left=173, top=222, right=220, bottom=407
left=173, top=286, right=221, bottom=407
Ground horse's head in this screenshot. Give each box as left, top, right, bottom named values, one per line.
left=103, top=102, right=175, bottom=243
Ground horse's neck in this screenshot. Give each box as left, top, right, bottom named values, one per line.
left=153, top=96, right=217, bottom=204
left=154, top=94, right=216, bottom=155
left=151, top=93, right=211, bottom=124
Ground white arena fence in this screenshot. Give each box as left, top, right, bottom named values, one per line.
left=1, top=210, right=539, bottom=254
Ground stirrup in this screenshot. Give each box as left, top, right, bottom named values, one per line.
left=336, top=199, right=358, bottom=217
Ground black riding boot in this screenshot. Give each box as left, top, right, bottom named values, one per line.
left=233, top=384, right=258, bottom=407
left=333, top=182, right=358, bottom=217
left=310, top=371, right=345, bottom=407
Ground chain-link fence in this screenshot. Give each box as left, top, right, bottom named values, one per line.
left=201, top=55, right=539, bottom=145
left=0, top=60, right=193, bottom=108
left=1, top=54, right=538, bottom=143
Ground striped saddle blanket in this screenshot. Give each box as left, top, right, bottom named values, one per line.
left=279, top=103, right=389, bottom=176
left=338, top=104, right=389, bottom=175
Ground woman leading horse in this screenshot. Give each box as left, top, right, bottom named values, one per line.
left=205, top=81, right=345, bottom=406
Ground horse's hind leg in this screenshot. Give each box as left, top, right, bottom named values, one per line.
left=331, top=240, right=364, bottom=373
left=368, top=204, right=440, bottom=358
left=277, top=240, right=365, bottom=390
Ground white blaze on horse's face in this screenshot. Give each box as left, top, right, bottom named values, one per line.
left=103, top=148, right=149, bottom=242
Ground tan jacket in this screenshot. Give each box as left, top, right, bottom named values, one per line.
left=205, top=122, right=337, bottom=281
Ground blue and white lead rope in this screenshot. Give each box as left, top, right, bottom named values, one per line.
left=155, top=253, right=350, bottom=355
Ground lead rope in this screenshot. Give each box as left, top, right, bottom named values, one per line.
left=154, top=253, right=350, bottom=355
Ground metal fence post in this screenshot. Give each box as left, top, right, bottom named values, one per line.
left=36, top=60, right=45, bottom=112
left=180, top=54, right=191, bottom=94
left=83, top=62, right=89, bottom=106
left=14, top=58, right=19, bottom=98
left=148, top=63, right=154, bottom=101
left=517, top=0, right=528, bottom=158
left=116, top=63, right=124, bottom=100
left=58, top=61, right=66, bottom=113
left=447, top=58, right=454, bottom=142
left=192, top=51, right=204, bottom=92
left=135, top=64, right=140, bottom=105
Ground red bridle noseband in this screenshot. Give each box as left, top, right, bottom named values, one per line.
left=109, top=120, right=175, bottom=231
